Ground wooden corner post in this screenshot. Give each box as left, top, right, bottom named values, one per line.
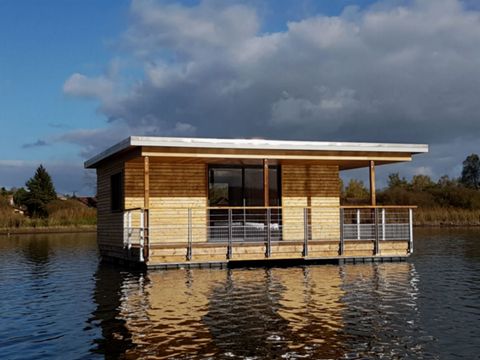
left=369, top=160, right=376, bottom=206
left=143, top=156, right=150, bottom=261
left=263, top=159, right=269, bottom=207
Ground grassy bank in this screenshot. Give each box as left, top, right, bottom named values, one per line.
left=0, top=199, right=97, bottom=230
left=414, top=208, right=480, bottom=226
left=0, top=225, right=96, bottom=235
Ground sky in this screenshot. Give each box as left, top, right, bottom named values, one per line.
left=1, top=0, right=480, bottom=195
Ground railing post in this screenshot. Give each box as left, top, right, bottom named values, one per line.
left=266, top=208, right=271, bottom=258
left=227, top=209, right=233, bottom=259
left=303, top=207, right=309, bottom=257
left=139, top=209, right=144, bottom=262
left=381, top=208, right=386, bottom=241
left=356, top=209, right=361, bottom=240
left=187, top=208, right=192, bottom=261
left=123, top=211, right=129, bottom=249
left=127, top=211, right=132, bottom=249
left=339, top=208, right=344, bottom=255
left=374, top=208, right=379, bottom=255
left=408, top=208, right=414, bottom=254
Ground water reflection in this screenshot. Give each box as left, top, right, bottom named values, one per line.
left=340, top=263, right=426, bottom=358
left=0, top=233, right=99, bottom=359
left=89, top=262, right=423, bottom=359
left=3, top=230, right=479, bottom=359
left=88, top=264, right=137, bottom=358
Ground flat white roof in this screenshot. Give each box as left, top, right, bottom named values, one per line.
left=84, top=136, right=429, bottom=168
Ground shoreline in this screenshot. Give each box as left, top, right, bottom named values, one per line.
left=0, top=225, right=96, bottom=236
left=1, top=223, right=479, bottom=237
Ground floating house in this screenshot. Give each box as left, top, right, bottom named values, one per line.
left=85, top=136, right=428, bottom=268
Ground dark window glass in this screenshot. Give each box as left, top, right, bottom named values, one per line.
left=208, top=165, right=281, bottom=207
left=110, top=172, right=123, bottom=211
left=208, top=168, right=242, bottom=206
left=244, top=168, right=263, bottom=206
left=269, top=168, right=280, bottom=206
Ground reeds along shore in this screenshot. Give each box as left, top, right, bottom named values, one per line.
left=1, top=203, right=480, bottom=230
left=0, top=199, right=96, bottom=229
left=414, top=208, right=480, bottom=226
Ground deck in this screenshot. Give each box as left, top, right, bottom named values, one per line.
left=118, top=205, right=414, bottom=268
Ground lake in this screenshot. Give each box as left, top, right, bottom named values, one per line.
left=0, top=229, right=479, bottom=359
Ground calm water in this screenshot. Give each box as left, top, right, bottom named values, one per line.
left=0, top=229, right=479, bottom=359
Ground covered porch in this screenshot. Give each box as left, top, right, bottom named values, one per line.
left=85, top=136, right=427, bottom=268
left=124, top=205, right=414, bottom=266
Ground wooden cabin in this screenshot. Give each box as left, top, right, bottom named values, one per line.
left=84, top=136, right=428, bottom=269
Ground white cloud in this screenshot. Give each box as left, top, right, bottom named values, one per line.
left=60, top=0, right=480, bottom=180
left=63, top=73, right=114, bottom=101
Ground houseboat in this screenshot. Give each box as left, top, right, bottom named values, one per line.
left=84, top=136, right=428, bottom=269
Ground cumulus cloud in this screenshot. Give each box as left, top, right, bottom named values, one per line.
left=61, top=0, right=480, bottom=180
left=64, top=73, right=115, bottom=100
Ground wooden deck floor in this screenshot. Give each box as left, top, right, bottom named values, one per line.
left=146, top=240, right=409, bottom=268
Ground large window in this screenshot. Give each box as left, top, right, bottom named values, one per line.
left=208, top=165, right=280, bottom=207
left=110, top=172, right=123, bottom=211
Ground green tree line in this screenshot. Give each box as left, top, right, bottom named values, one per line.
left=0, top=165, right=96, bottom=229
left=342, top=153, right=480, bottom=210
left=341, top=154, right=480, bottom=225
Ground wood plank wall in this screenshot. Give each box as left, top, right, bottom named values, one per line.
left=124, top=158, right=207, bottom=243
left=281, top=164, right=340, bottom=241
left=96, top=160, right=125, bottom=257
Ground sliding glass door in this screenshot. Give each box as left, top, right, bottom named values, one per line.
left=208, top=165, right=282, bottom=242
left=208, top=166, right=280, bottom=207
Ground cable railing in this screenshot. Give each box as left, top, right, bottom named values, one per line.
left=123, top=207, right=147, bottom=262
left=123, top=205, right=415, bottom=262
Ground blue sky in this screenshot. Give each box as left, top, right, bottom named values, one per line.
left=0, top=1, right=127, bottom=158
left=1, top=0, right=480, bottom=194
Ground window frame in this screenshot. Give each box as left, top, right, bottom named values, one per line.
left=207, top=164, right=281, bottom=207
left=110, top=171, right=124, bottom=212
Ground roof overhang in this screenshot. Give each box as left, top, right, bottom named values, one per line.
left=84, top=136, right=429, bottom=169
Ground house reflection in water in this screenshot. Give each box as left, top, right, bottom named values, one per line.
left=90, top=263, right=421, bottom=358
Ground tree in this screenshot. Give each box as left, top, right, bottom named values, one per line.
left=460, top=154, right=480, bottom=189
left=387, top=173, right=408, bottom=189
left=344, top=179, right=369, bottom=200
left=13, top=188, right=28, bottom=207
left=339, top=178, right=345, bottom=199
left=437, top=175, right=455, bottom=188
left=411, top=175, right=435, bottom=192
left=24, top=165, right=57, bottom=217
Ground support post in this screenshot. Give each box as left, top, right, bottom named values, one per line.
left=123, top=211, right=130, bottom=249
left=187, top=208, right=192, bottom=261
left=356, top=209, right=361, bottom=240
left=266, top=208, right=271, bottom=258
left=263, top=159, right=269, bottom=207
left=408, top=208, right=414, bottom=254
left=143, top=156, right=150, bottom=262
left=369, top=160, right=376, bottom=206
left=339, top=208, right=344, bottom=255
left=374, top=208, right=379, bottom=255
left=139, top=209, right=144, bottom=262
left=303, top=208, right=309, bottom=257
left=127, top=211, right=132, bottom=249
left=227, top=209, right=233, bottom=259
left=381, top=208, right=386, bottom=241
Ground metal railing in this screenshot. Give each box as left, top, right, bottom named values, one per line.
left=341, top=207, right=411, bottom=241
left=123, top=208, right=147, bottom=262
left=123, top=205, right=415, bottom=261
left=340, top=206, right=414, bottom=255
